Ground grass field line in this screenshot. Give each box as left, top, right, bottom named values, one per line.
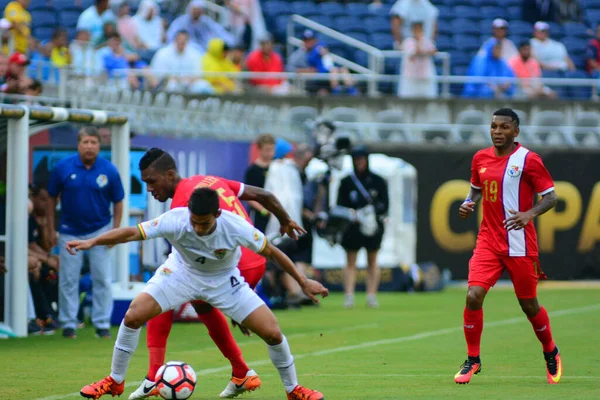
left=34, top=303, right=600, bottom=400
left=168, top=322, right=380, bottom=356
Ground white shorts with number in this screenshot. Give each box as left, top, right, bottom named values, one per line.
left=142, top=256, right=265, bottom=323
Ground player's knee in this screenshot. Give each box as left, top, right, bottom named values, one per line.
left=262, top=326, right=283, bottom=346
left=123, top=304, right=146, bottom=329
left=466, top=288, right=484, bottom=309
left=518, top=299, right=539, bottom=317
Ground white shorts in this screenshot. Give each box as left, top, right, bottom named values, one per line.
left=142, top=257, right=265, bottom=323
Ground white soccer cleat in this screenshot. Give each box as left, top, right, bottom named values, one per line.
left=219, top=369, right=262, bottom=398
left=128, top=377, right=159, bottom=399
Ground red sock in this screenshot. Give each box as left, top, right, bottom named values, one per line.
left=527, top=306, right=556, bottom=353
left=200, top=307, right=249, bottom=378
left=463, top=307, right=483, bottom=358
left=146, top=310, right=174, bottom=381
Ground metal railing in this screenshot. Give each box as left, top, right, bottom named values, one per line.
left=286, top=14, right=385, bottom=96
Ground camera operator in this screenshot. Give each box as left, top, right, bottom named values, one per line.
left=337, top=145, right=389, bottom=309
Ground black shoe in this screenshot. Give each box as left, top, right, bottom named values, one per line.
left=62, top=327, right=77, bottom=339
left=42, top=316, right=59, bottom=335
left=95, top=328, right=111, bottom=338
left=28, top=319, right=43, bottom=336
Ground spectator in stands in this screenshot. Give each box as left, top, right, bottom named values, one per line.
left=400, top=21, right=437, bottom=98
left=1, top=52, right=31, bottom=94
left=337, top=145, right=389, bottom=309
left=303, top=30, right=358, bottom=95
left=21, top=78, right=42, bottom=104
left=0, top=53, right=8, bottom=84
left=509, top=41, right=556, bottom=98
left=201, top=37, right=239, bottom=93
left=586, top=25, right=600, bottom=76
left=557, top=0, right=583, bottom=23
left=390, top=0, right=438, bottom=50
left=166, top=0, right=236, bottom=53
left=530, top=21, right=575, bottom=71
left=286, top=36, right=320, bottom=93
left=102, top=33, right=158, bottom=90
left=77, top=0, right=116, bottom=44
left=70, top=29, right=103, bottom=77
left=478, top=19, right=518, bottom=62
left=116, top=3, right=140, bottom=50
left=229, top=44, right=245, bottom=71
left=244, top=133, right=276, bottom=233
left=245, top=33, right=289, bottom=95
left=150, top=30, right=213, bottom=94
left=224, top=0, right=267, bottom=50
left=94, top=21, right=118, bottom=48
left=522, top=0, right=558, bottom=24
left=40, top=29, right=70, bottom=68
left=132, top=0, right=166, bottom=53
left=3, top=0, right=30, bottom=55
left=47, top=126, right=124, bottom=339
left=463, top=40, right=515, bottom=98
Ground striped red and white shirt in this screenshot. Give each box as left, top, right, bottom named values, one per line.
left=470, top=143, right=554, bottom=257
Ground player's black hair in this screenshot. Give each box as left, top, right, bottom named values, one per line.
left=518, top=40, right=531, bottom=49
left=29, top=183, right=47, bottom=196
left=493, top=108, right=520, bottom=127
left=188, top=188, right=220, bottom=216
left=139, top=148, right=177, bottom=172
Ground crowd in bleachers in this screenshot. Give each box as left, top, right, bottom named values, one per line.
left=1, top=0, right=600, bottom=99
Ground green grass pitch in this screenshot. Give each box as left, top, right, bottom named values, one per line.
left=2, top=287, right=599, bottom=399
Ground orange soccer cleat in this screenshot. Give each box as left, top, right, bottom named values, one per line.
left=544, top=346, right=563, bottom=384
left=454, top=357, right=482, bottom=384
left=80, top=375, right=125, bottom=399
left=286, top=385, right=324, bottom=400
left=219, top=369, right=261, bottom=398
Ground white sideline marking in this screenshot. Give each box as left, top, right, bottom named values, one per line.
left=33, top=303, right=600, bottom=400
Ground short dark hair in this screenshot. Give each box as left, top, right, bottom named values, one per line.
left=519, top=40, right=531, bottom=49
left=77, top=126, right=101, bottom=143
left=256, top=133, right=275, bottom=148
left=493, top=108, right=520, bottom=126
left=188, top=187, right=220, bottom=215
left=29, top=183, right=47, bottom=197
left=28, top=78, right=42, bottom=92
left=175, top=30, right=189, bottom=37
left=139, top=147, right=177, bottom=172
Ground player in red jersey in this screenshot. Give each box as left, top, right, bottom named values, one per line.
left=129, top=148, right=306, bottom=400
left=454, top=108, right=562, bottom=385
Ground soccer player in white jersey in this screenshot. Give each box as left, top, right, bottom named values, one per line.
left=72, top=187, right=328, bottom=400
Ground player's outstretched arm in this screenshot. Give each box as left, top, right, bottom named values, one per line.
left=66, top=227, right=143, bottom=255
left=459, top=188, right=482, bottom=219
left=240, top=185, right=307, bottom=239
left=504, top=190, right=557, bottom=231
left=259, top=241, right=329, bottom=302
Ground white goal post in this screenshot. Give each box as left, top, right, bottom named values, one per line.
left=0, top=103, right=131, bottom=338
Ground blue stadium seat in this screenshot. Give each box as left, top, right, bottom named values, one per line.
left=547, top=22, right=565, bottom=38
left=262, top=1, right=291, bottom=18
left=291, top=1, right=316, bottom=16
left=479, top=19, right=494, bottom=33
left=582, top=0, right=600, bottom=9
left=542, top=70, right=567, bottom=98
left=451, top=19, right=481, bottom=35
left=571, top=55, right=587, bottom=70
left=437, top=20, right=453, bottom=35
left=346, top=3, right=370, bottom=16
left=451, top=65, right=469, bottom=95
left=33, top=27, right=55, bottom=42
left=369, top=33, right=395, bottom=50
left=364, top=17, right=391, bottom=34
left=31, top=9, right=58, bottom=28
left=58, top=9, right=82, bottom=28
left=565, top=70, right=592, bottom=99
left=437, top=5, right=451, bottom=18
left=453, top=34, right=481, bottom=52
left=506, top=6, right=521, bottom=20
left=563, top=22, right=591, bottom=39
left=481, top=6, right=506, bottom=20
left=318, top=2, right=346, bottom=16
left=308, top=15, right=333, bottom=28
left=586, top=10, right=600, bottom=26
left=472, top=0, right=503, bottom=6
left=273, top=15, right=291, bottom=42
left=52, top=0, right=82, bottom=11
left=384, top=58, right=401, bottom=75
left=449, top=51, right=474, bottom=67
left=328, top=44, right=350, bottom=60
left=509, top=21, right=534, bottom=37
left=453, top=6, right=480, bottom=20
left=447, top=0, right=472, bottom=6
left=80, top=0, right=94, bottom=8
left=502, top=0, right=523, bottom=6
left=562, top=37, right=589, bottom=56
left=346, top=31, right=369, bottom=44
left=333, top=17, right=367, bottom=33
left=353, top=50, right=369, bottom=68
left=509, top=35, right=528, bottom=47
left=436, top=35, right=454, bottom=51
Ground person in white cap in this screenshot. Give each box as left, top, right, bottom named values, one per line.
left=530, top=21, right=575, bottom=71
left=478, top=19, right=518, bottom=61
left=390, top=0, right=438, bottom=49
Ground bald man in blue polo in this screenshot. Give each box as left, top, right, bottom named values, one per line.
left=47, top=126, right=124, bottom=339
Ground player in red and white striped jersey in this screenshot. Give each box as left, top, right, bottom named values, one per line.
left=454, top=108, right=562, bottom=385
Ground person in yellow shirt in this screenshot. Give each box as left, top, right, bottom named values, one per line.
left=201, top=38, right=239, bottom=94
left=4, top=0, right=31, bottom=54
left=41, top=29, right=70, bottom=67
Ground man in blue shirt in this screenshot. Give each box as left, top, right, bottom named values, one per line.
left=46, top=126, right=124, bottom=339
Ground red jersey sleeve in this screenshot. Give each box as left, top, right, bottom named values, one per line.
left=525, top=152, right=555, bottom=195
left=470, top=153, right=482, bottom=190
left=224, top=179, right=245, bottom=197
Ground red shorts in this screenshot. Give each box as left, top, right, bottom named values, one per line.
left=191, top=260, right=267, bottom=306
left=468, top=246, right=546, bottom=299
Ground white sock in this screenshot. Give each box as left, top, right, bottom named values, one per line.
left=110, top=321, right=141, bottom=383
left=267, top=335, right=298, bottom=393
